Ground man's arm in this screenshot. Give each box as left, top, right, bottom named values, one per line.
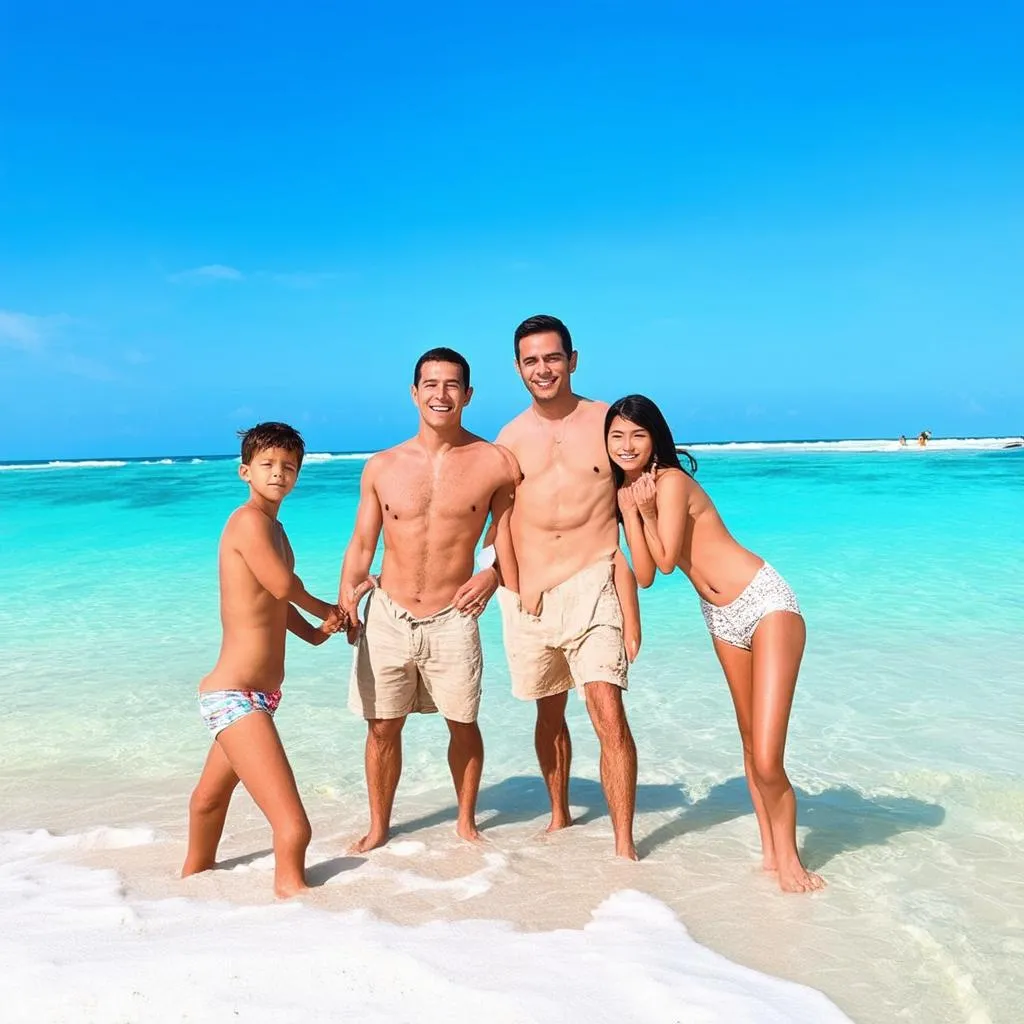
left=452, top=448, right=520, bottom=615
left=613, top=549, right=642, bottom=662
left=338, top=458, right=384, bottom=625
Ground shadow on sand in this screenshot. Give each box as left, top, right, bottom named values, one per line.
left=211, top=848, right=366, bottom=887
left=393, top=774, right=945, bottom=868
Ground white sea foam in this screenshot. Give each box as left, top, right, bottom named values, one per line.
left=303, top=451, right=375, bottom=462
left=140, top=458, right=174, bottom=465
left=684, top=436, right=1021, bottom=453
left=0, top=459, right=129, bottom=471
left=0, top=828, right=851, bottom=1024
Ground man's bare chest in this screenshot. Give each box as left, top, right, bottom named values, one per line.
left=377, top=467, right=495, bottom=522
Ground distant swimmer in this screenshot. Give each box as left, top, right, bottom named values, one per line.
left=917, top=430, right=932, bottom=447
left=898, top=435, right=907, bottom=447
left=608, top=394, right=825, bottom=893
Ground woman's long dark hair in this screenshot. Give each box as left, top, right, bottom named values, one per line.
left=605, top=394, right=697, bottom=491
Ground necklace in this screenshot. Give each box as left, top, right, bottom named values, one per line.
left=532, top=399, right=580, bottom=445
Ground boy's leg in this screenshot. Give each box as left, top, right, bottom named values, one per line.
left=214, top=711, right=312, bottom=898
left=350, top=716, right=406, bottom=853
left=182, top=741, right=240, bottom=877
left=445, top=718, right=484, bottom=842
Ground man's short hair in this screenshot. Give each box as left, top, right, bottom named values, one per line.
left=238, top=422, right=306, bottom=466
left=513, top=315, right=573, bottom=361
left=413, top=347, right=471, bottom=389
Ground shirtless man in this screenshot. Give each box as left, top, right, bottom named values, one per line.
left=495, top=315, right=642, bottom=860
left=339, top=347, right=517, bottom=853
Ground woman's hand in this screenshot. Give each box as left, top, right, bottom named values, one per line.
left=632, top=472, right=658, bottom=517
left=617, top=484, right=637, bottom=515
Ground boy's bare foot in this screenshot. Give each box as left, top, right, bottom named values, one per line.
left=777, top=860, right=826, bottom=893
left=349, top=829, right=390, bottom=854
left=274, top=878, right=311, bottom=899
left=180, top=857, right=215, bottom=878
left=456, top=821, right=484, bottom=844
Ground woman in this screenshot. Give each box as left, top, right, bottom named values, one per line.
left=606, top=394, right=823, bottom=893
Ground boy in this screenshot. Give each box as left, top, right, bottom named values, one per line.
left=182, top=422, right=344, bottom=898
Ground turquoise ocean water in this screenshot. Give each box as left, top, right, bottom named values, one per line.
left=1, top=440, right=1022, bottom=1022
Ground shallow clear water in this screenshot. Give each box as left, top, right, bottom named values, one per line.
left=1, top=444, right=1022, bottom=1022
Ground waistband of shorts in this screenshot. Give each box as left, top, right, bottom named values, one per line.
left=197, top=688, right=283, bottom=701
left=541, top=553, right=617, bottom=597
left=371, top=586, right=462, bottom=625
left=699, top=561, right=774, bottom=612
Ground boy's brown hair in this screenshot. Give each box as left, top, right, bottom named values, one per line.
left=238, top=422, right=306, bottom=467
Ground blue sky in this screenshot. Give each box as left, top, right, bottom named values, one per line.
left=2, top=1, right=1022, bottom=458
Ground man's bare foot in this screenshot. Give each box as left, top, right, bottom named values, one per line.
left=545, top=813, right=573, bottom=833
left=274, top=878, right=311, bottom=899
left=762, top=854, right=778, bottom=873
left=777, top=861, right=826, bottom=893
left=456, top=821, right=484, bottom=844
left=615, top=841, right=639, bottom=862
left=348, top=829, right=390, bottom=854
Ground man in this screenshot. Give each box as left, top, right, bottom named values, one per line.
left=495, top=315, right=641, bottom=860
left=339, top=347, right=517, bottom=853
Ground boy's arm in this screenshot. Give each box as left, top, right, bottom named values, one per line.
left=290, top=573, right=338, bottom=622
left=233, top=509, right=298, bottom=600
left=614, top=548, right=642, bottom=663
left=287, top=604, right=343, bottom=646
left=339, top=458, right=384, bottom=627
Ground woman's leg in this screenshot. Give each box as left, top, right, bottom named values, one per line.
left=749, top=611, right=824, bottom=892
left=713, top=637, right=777, bottom=870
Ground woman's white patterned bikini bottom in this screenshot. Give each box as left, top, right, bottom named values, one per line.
left=700, top=563, right=801, bottom=650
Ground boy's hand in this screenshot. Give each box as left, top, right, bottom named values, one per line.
left=624, top=620, right=642, bottom=663
left=319, top=605, right=347, bottom=637
left=453, top=567, right=499, bottom=618
left=632, top=473, right=658, bottom=516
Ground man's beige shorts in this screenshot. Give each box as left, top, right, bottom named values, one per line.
left=496, top=556, right=628, bottom=701
left=349, top=587, right=482, bottom=724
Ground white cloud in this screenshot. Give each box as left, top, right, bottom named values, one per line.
left=168, top=264, right=245, bottom=284
left=0, top=309, right=112, bottom=380
left=0, top=310, right=70, bottom=352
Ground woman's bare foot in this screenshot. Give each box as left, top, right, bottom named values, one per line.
left=348, top=829, right=390, bottom=854
left=777, top=859, right=825, bottom=893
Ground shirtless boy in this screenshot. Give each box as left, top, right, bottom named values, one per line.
left=496, top=315, right=642, bottom=860
left=339, top=347, right=517, bottom=853
left=182, top=422, right=344, bottom=898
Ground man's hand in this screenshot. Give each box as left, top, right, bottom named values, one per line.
left=631, top=472, right=658, bottom=517
left=319, top=604, right=347, bottom=637
left=624, top=619, right=642, bottom=663
left=340, top=576, right=377, bottom=643
left=453, top=567, right=499, bottom=618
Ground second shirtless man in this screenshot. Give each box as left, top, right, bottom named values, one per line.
left=497, top=315, right=642, bottom=860
left=339, top=347, right=517, bottom=852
